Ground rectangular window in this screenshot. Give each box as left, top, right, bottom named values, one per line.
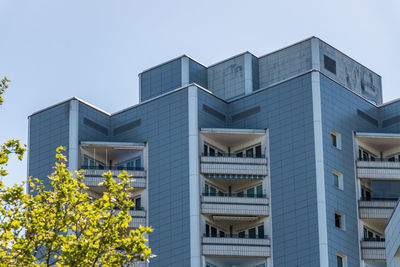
left=238, top=231, right=245, bottom=238
left=336, top=253, right=347, bottom=267
left=247, top=188, right=255, bottom=198
left=209, top=187, right=217, bottom=196
left=205, top=224, right=210, bottom=237
left=258, top=225, right=264, bottom=239
left=255, top=145, right=262, bottom=158
left=236, top=152, right=243, bottom=157
left=209, top=147, right=215, bottom=157
left=333, top=171, right=343, bottom=190
left=211, top=226, right=217, bottom=237
left=324, top=55, right=337, bottom=75
left=335, top=211, right=345, bottom=230
left=337, top=255, right=343, bottom=267
left=246, top=148, right=253, bottom=158
left=248, top=228, right=256, bottom=238
left=134, top=198, right=141, bottom=210
left=256, top=185, right=263, bottom=198
left=331, top=130, right=341, bottom=149
left=219, top=231, right=225, bottom=237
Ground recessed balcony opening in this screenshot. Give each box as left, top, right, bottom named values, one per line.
left=79, top=141, right=147, bottom=194
left=80, top=141, right=144, bottom=171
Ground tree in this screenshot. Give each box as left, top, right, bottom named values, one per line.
left=0, top=77, right=153, bottom=266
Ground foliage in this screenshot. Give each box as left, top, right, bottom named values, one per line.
left=0, top=77, right=153, bottom=266
left=0, top=77, right=10, bottom=105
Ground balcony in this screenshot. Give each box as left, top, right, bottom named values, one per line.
left=200, top=154, right=268, bottom=178
left=358, top=200, right=397, bottom=219
left=201, top=194, right=269, bottom=217
left=82, top=166, right=146, bottom=189
left=128, top=208, right=146, bottom=229
left=357, top=159, right=400, bottom=180
left=361, top=239, right=386, bottom=261
left=202, top=234, right=271, bottom=257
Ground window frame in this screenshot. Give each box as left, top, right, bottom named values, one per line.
left=333, top=170, right=344, bottom=190
left=334, top=211, right=345, bottom=230
left=330, top=130, right=341, bottom=150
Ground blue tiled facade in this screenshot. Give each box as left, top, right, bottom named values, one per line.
left=28, top=37, right=399, bottom=267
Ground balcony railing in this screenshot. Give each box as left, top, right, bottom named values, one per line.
left=360, top=240, right=386, bottom=260
left=128, top=209, right=146, bottom=229
left=201, top=195, right=269, bottom=216
left=202, top=192, right=267, bottom=198
left=204, top=233, right=268, bottom=239
left=81, top=165, right=146, bottom=189
left=358, top=199, right=397, bottom=219
left=202, top=153, right=266, bottom=158
left=200, top=155, right=268, bottom=177
left=356, top=159, right=400, bottom=179
left=81, top=165, right=144, bottom=171
left=202, top=235, right=271, bottom=257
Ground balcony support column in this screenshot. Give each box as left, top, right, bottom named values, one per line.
left=188, top=85, right=201, bottom=267
left=68, top=100, right=79, bottom=173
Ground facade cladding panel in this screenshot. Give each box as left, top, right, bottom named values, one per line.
left=111, top=90, right=191, bottom=266
left=258, top=39, right=312, bottom=90
left=78, top=102, right=110, bottom=142
left=228, top=74, right=320, bottom=266
left=319, top=41, right=382, bottom=105
left=208, top=54, right=246, bottom=100
left=320, top=74, right=380, bottom=267
left=189, top=59, right=208, bottom=89
left=140, top=58, right=182, bottom=102
left=28, top=102, right=70, bottom=190
left=380, top=101, right=400, bottom=132
left=197, top=89, right=228, bottom=128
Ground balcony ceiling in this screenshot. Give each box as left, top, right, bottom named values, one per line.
left=356, top=133, right=400, bottom=151
left=201, top=128, right=265, bottom=147
left=206, top=256, right=266, bottom=266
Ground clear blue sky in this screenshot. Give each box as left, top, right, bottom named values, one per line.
left=1, top=0, right=399, bottom=187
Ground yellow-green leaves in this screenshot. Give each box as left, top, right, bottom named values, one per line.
left=0, top=76, right=10, bottom=105
left=0, top=139, right=26, bottom=177
left=0, top=147, right=153, bottom=266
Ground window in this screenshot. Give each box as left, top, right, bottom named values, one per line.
left=132, top=196, right=142, bottom=210
left=248, top=227, right=256, bottom=238
left=333, top=171, right=343, bottom=190
left=204, top=184, right=224, bottom=196
left=203, top=143, right=224, bottom=157
left=330, top=130, right=341, bottom=149
left=358, top=147, right=377, bottom=161
left=236, top=184, right=263, bottom=198
left=258, top=225, right=264, bottom=239
left=335, top=211, right=345, bottom=230
left=235, top=144, right=263, bottom=158
left=324, top=55, right=336, bottom=75
left=336, top=253, right=347, bottom=267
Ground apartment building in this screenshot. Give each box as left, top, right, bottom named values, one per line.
left=28, top=37, right=400, bottom=267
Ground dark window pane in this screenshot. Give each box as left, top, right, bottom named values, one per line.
left=335, top=213, right=341, bottom=228
left=236, top=152, right=243, bottom=157
left=255, top=145, right=262, bottom=158
left=247, top=188, right=255, bottom=198
left=219, top=231, right=225, bottom=237
left=211, top=226, right=217, bottom=237
left=249, top=228, right=256, bottom=238
left=324, top=55, right=336, bottom=74
left=331, top=134, right=337, bottom=147
left=209, top=147, right=215, bottom=156
left=210, top=187, right=217, bottom=196
left=256, top=185, right=263, bottom=198
left=337, top=255, right=343, bottom=267
left=204, top=145, right=208, bottom=156
left=258, top=225, right=264, bottom=238
left=206, top=224, right=210, bottom=237
left=246, top=148, right=253, bottom=158
left=238, top=231, right=245, bottom=238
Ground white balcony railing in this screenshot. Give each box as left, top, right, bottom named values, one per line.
left=201, top=195, right=269, bottom=216
left=361, top=240, right=386, bottom=260
left=129, top=209, right=146, bottom=229
left=358, top=200, right=397, bottom=219
left=200, top=156, right=267, bottom=176
left=357, top=160, right=400, bottom=179
left=82, top=169, right=146, bottom=188
left=202, top=236, right=271, bottom=257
